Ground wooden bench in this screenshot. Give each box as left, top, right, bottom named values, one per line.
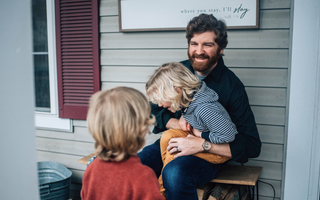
left=198, top=165, right=262, bottom=200
left=79, top=154, right=262, bottom=200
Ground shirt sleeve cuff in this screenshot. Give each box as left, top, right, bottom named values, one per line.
left=162, top=112, right=173, bottom=128
left=201, top=131, right=210, bottom=141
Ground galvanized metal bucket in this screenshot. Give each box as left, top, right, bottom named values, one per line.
left=38, top=161, right=72, bottom=200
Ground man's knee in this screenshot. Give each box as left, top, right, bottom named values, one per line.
left=137, top=144, right=163, bottom=177
left=162, top=159, right=190, bottom=188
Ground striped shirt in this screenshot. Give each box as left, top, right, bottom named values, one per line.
left=182, top=82, right=238, bottom=144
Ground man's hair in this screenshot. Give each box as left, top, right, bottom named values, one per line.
left=186, top=14, right=228, bottom=49
left=87, top=87, right=155, bottom=162
left=146, top=62, right=201, bottom=111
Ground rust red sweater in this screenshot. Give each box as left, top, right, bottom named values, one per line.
left=81, top=155, right=165, bottom=200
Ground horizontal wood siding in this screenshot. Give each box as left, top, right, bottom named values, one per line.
left=100, top=49, right=289, bottom=68
left=35, top=0, right=291, bottom=199
left=98, top=0, right=290, bottom=199
left=101, top=67, right=288, bottom=87
left=100, top=30, right=289, bottom=48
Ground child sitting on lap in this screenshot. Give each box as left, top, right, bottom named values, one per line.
left=81, top=87, right=165, bottom=200
left=146, top=62, right=238, bottom=197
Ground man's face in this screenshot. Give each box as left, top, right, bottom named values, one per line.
left=188, top=31, right=224, bottom=72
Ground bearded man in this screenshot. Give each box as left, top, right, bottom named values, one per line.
left=138, top=14, right=261, bottom=200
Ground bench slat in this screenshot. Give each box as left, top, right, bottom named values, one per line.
left=78, top=154, right=262, bottom=187
left=211, top=165, right=262, bottom=186
left=78, top=153, right=95, bottom=164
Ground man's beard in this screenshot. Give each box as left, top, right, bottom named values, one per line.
left=188, top=48, right=221, bottom=72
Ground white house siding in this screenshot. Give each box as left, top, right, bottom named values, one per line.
left=36, top=0, right=292, bottom=199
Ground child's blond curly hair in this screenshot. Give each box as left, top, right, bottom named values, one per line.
left=146, top=62, right=201, bottom=112
left=87, top=87, right=155, bottom=162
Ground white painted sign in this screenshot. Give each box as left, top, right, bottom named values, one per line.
left=119, top=0, right=259, bottom=31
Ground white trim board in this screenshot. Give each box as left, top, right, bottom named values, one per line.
left=284, top=0, right=320, bottom=199
left=35, top=113, right=72, bottom=132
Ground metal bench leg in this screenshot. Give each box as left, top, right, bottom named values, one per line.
left=238, top=186, right=242, bottom=200
left=252, top=185, right=255, bottom=200
left=247, top=186, right=251, bottom=200
left=256, top=182, right=259, bottom=200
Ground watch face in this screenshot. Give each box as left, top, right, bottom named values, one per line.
left=203, top=141, right=211, bottom=151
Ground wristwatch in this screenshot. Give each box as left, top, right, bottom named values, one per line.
left=202, top=140, right=211, bottom=152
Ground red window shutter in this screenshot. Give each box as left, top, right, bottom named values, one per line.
left=55, top=0, right=100, bottom=120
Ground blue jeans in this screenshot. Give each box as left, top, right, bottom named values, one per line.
left=138, top=143, right=221, bottom=200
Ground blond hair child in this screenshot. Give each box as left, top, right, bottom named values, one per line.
left=81, top=87, right=165, bottom=200
left=146, top=62, right=238, bottom=196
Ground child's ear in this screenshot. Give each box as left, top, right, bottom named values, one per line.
left=174, top=87, right=182, bottom=94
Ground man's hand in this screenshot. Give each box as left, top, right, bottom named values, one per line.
left=167, top=133, right=233, bottom=158
left=167, top=134, right=205, bottom=158
left=179, top=115, right=192, bottom=131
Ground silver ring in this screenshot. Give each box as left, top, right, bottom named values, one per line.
left=176, top=147, right=179, bottom=152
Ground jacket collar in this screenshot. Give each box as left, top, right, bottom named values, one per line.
left=205, top=57, right=226, bottom=83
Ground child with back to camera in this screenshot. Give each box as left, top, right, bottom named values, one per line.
left=146, top=62, right=238, bottom=197
left=81, top=87, right=165, bottom=200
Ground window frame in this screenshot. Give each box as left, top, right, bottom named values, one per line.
left=34, top=0, right=72, bottom=132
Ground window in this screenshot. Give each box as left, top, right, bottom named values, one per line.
left=33, top=0, right=50, bottom=112
left=32, top=0, right=100, bottom=130
left=32, top=0, right=72, bottom=131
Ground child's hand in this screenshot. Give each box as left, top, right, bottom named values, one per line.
left=192, top=127, right=201, bottom=137
left=179, top=115, right=191, bottom=131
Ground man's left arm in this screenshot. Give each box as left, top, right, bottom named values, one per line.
left=167, top=134, right=232, bottom=158
left=227, top=86, right=261, bottom=163
left=167, top=86, right=261, bottom=162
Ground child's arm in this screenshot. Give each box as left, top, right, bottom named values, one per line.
left=197, top=104, right=238, bottom=144
left=179, top=115, right=192, bottom=131
left=191, top=127, right=202, bottom=137
left=151, top=103, right=182, bottom=133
